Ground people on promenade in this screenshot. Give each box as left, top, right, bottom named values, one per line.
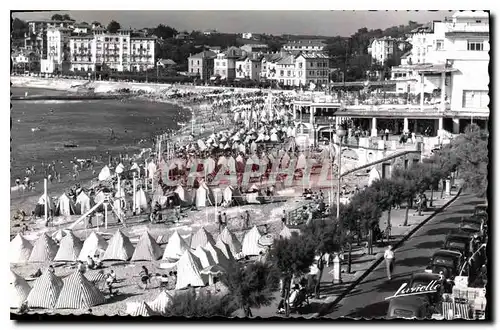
left=384, top=245, right=395, bottom=280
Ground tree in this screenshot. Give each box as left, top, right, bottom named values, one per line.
left=62, top=14, right=73, bottom=21
left=51, top=14, right=63, bottom=21
left=11, top=18, right=28, bottom=40
left=92, top=21, right=102, bottom=27
left=107, top=20, right=121, bottom=34
left=222, top=261, right=279, bottom=317
left=303, top=219, right=344, bottom=298
left=370, top=178, right=402, bottom=231
left=268, top=234, right=315, bottom=315
left=166, top=288, right=237, bottom=317
left=154, top=24, right=178, bottom=39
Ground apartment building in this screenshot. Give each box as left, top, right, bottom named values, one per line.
left=260, top=53, right=283, bottom=80
left=367, top=37, right=399, bottom=64
left=213, top=46, right=243, bottom=80
left=235, top=54, right=263, bottom=80
left=294, top=53, right=330, bottom=87
left=188, top=50, right=217, bottom=81
left=240, top=44, right=269, bottom=54
left=282, top=39, right=326, bottom=53
left=274, top=54, right=296, bottom=86
left=24, top=19, right=75, bottom=58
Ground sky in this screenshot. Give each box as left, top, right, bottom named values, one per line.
left=12, top=10, right=452, bottom=37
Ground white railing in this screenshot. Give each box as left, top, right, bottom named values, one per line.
left=447, top=23, right=489, bottom=33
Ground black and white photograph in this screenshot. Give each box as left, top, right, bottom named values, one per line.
left=8, top=5, right=491, bottom=321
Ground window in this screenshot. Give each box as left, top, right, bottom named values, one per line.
left=476, top=20, right=482, bottom=23
left=197, top=60, right=200, bottom=65
left=280, top=70, right=284, bottom=76
left=115, top=38, right=119, bottom=42
left=436, top=40, right=444, bottom=51
left=467, top=41, right=484, bottom=51
left=462, top=90, right=488, bottom=108
left=287, top=71, right=291, bottom=77
left=299, top=62, right=303, bottom=69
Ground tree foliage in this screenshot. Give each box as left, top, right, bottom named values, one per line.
left=107, top=20, right=121, bottom=34
left=11, top=18, right=28, bottom=40
left=51, top=14, right=63, bottom=21
left=166, top=289, right=237, bottom=317
left=269, top=234, right=315, bottom=277
left=222, top=261, right=279, bottom=317
left=153, top=24, right=178, bottom=39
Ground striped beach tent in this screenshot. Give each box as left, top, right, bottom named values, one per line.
left=192, top=246, right=216, bottom=269
left=55, top=271, right=106, bottom=309
left=242, top=226, right=264, bottom=256
left=279, top=225, right=292, bottom=240
left=102, top=230, right=135, bottom=261
left=207, top=241, right=233, bottom=271
left=129, top=301, right=157, bottom=317
left=131, top=231, right=163, bottom=261
left=162, top=231, right=189, bottom=261
left=443, top=301, right=472, bottom=320
left=175, top=250, right=208, bottom=290
left=27, top=270, right=63, bottom=309
left=134, top=188, right=149, bottom=212
left=148, top=291, right=173, bottom=315
left=56, top=193, right=76, bottom=216
left=218, top=227, right=242, bottom=258
left=10, top=233, right=33, bottom=264
left=10, top=269, right=31, bottom=309
left=54, top=231, right=83, bottom=262
left=29, top=233, right=59, bottom=263
left=78, top=232, right=108, bottom=262
left=190, top=227, right=215, bottom=249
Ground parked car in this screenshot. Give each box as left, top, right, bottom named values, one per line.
left=386, top=296, right=435, bottom=319
left=474, top=203, right=488, bottom=218
left=426, top=249, right=463, bottom=280
left=408, top=272, right=443, bottom=304
left=459, top=221, right=481, bottom=236
left=444, top=233, right=471, bottom=258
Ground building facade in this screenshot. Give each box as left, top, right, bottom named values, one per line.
left=188, top=50, right=216, bottom=81
left=282, top=39, right=326, bottom=53
left=240, top=44, right=269, bottom=54
left=213, top=46, right=242, bottom=80
left=367, top=37, right=399, bottom=64
left=294, top=53, right=330, bottom=87
left=41, top=27, right=72, bottom=73
left=24, top=20, right=75, bottom=59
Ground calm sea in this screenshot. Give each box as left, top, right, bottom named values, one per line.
left=10, top=87, right=189, bottom=184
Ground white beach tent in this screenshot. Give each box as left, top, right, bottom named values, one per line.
left=204, top=157, right=216, bottom=175
left=147, top=162, right=157, bottom=180
left=194, top=182, right=215, bottom=208
left=29, top=233, right=59, bottom=263
left=129, top=301, right=157, bottom=317
left=227, top=156, right=237, bottom=173
left=98, top=165, right=112, bottom=181
left=192, top=246, right=216, bottom=269
left=152, top=185, right=167, bottom=207
left=102, top=229, right=135, bottom=261
left=207, top=241, right=234, bottom=270
left=10, top=233, right=33, bottom=264
left=54, top=231, right=83, bottom=262
left=174, top=185, right=193, bottom=206
left=115, top=163, right=125, bottom=174
left=10, top=269, right=31, bottom=309
left=218, top=227, right=242, bottom=259
left=175, top=250, right=208, bottom=290
left=55, top=271, right=106, bottom=309
left=56, top=193, right=76, bottom=216
left=131, top=231, right=163, bottom=261
left=130, top=162, right=140, bottom=171
left=242, top=226, right=264, bottom=256
left=76, top=191, right=92, bottom=215
left=35, top=193, right=54, bottom=215
left=296, top=153, right=307, bottom=170
left=78, top=232, right=108, bottom=261
left=368, top=168, right=381, bottom=186
left=162, top=230, right=189, bottom=261
left=190, top=227, right=216, bottom=249
left=223, top=186, right=244, bottom=206
left=134, top=188, right=149, bottom=212
left=94, top=190, right=106, bottom=205
left=148, top=291, right=173, bottom=315
left=279, top=225, right=293, bottom=240
left=27, top=269, right=63, bottom=309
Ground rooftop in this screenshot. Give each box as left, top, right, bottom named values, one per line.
left=190, top=50, right=217, bottom=59
left=296, top=52, right=330, bottom=59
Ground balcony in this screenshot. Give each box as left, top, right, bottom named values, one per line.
left=446, top=22, right=489, bottom=33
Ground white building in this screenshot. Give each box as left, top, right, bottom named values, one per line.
left=367, top=37, right=399, bottom=64
left=41, top=27, right=72, bottom=73
left=294, top=53, right=330, bottom=88
left=282, top=40, right=326, bottom=53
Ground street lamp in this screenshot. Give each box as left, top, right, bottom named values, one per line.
left=336, top=126, right=347, bottom=221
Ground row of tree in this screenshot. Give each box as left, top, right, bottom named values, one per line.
left=174, top=124, right=487, bottom=318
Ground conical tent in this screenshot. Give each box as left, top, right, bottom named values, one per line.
left=162, top=231, right=189, bottom=260
left=194, top=182, right=215, bottom=208
left=115, top=163, right=125, bottom=174
left=10, top=233, right=33, bottom=263
left=218, top=227, right=242, bottom=258
left=175, top=250, right=208, bottom=290
left=55, top=271, right=106, bottom=309
left=206, top=241, right=233, bottom=270
left=190, top=227, right=215, bottom=249
left=148, top=291, right=173, bottom=315
left=94, top=190, right=105, bottom=205
left=242, top=226, right=264, bottom=256
left=223, top=186, right=244, bottom=206
left=52, top=229, right=70, bottom=242
left=56, top=193, right=76, bottom=216
left=98, top=165, right=112, bottom=181
left=174, top=185, right=192, bottom=206
left=29, top=233, right=59, bottom=263
left=103, top=230, right=135, bottom=261
left=134, top=188, right=149, bottom=212
left=10, top=269, right=31, bottom=309
left=75, top=191, right=91, bottom=215
left=27, top=270, right=63, bottom=309
left=192, top=246, right=216, bottom=269
left=34, top=193, right=54, bottom=217
left=147, top=162, right=157, bottom=180
left=78, top=232, right=108, bottom=261
left=54, top=231, right=83, bottom=262
left=279, top=225, right=292, bottom=240
left=131, top=231, right=163, bottom=261
left=129, top=301, right=156, bottom=317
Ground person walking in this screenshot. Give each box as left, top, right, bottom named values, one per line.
left=384, top=245, right=395, bottom=280
left=384, top=128, right=390, bottom=141
left=281, top=210, right=287, bottom=226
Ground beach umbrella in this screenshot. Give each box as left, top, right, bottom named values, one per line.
left=200, top=264, right=227, bottom=286
left=258, top=234, right=275, bottom=247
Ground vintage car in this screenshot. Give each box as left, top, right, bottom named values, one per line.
left=444, top=233, right=471, bottom=258
left=459, top=221, right=482, bottom=236
left=408, top=272, right=443, bottom=303
left=386, top=295, right=435, bottom=319
left=426, top=249, right=463, bottom=279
